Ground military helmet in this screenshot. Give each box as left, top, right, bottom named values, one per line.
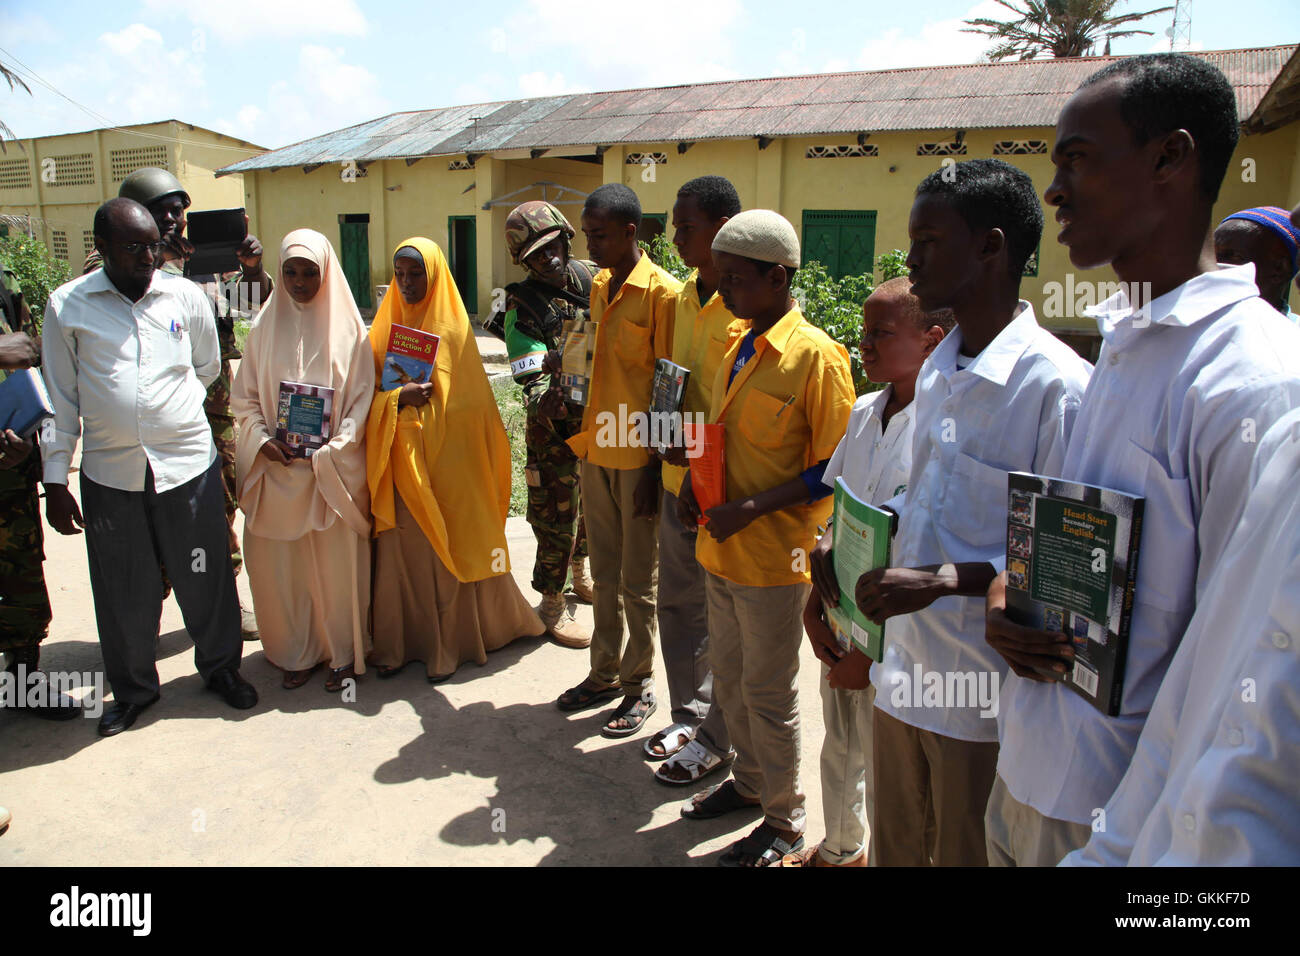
left=118, top=167, right=191, bottom=210
left=505, top=201, right=574, bottom=265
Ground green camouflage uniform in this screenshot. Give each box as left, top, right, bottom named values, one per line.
left=0, top=256, right=52, bottom=656
left=485, top=202, right=594, bottom=596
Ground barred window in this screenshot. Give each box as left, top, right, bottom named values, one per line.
left=51, top=230, right=69, bottom=260
left=46, top=153, right=95, bottom=187
left=0, top=158, right=32, bottom=190
left=110, top=145, right=169, bottom=181
left=805, top=144, right=879, bottom=158
left=916, top=142, right=967, bottom=156
left=993, top=140, right=1048, bottom=155
left=83, top=230, right=95, bottom=258
left=625, top=152, right=668, bottom=166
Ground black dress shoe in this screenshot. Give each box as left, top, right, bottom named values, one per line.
left=207, top=668, right=258, bottom=709
left=98, top=696, right=160, bottom=737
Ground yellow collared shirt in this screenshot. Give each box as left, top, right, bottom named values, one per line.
left=694, top=305, right=855, bottom=587
left=663, top=270, right=748, bottom=496
left=567, top=253, right=683, bottom=470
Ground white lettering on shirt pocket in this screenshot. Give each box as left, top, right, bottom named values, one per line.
left=1126, top=437, right=1195, bottom=614
left=942, top=450, right=1010, bottom=550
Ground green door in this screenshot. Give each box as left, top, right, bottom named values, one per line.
left=801, top=210, right=877, bottom=280
left=447, top=215, right=477, bottom=314
left=338, top=216, right=372, bottom=309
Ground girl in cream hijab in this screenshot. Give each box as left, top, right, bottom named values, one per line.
left=232, top=229, right=375, bottom=691
left=367, top=238, right=543, bottom=682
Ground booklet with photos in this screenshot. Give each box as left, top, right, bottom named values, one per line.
left=1004, top=471, right=1144, bottom=716
left=276, top=381, right=335, bottom=459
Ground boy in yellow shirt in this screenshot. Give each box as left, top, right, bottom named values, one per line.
left=678, top=210, right=855, bottom=865
left=558, top=184, right=682, bottom=738
left=648, top=176, right=746, bottom=784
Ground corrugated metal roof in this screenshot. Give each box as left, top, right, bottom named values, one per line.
left=219, top=45, right=1298, bottom=175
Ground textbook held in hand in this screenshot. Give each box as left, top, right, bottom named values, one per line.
left=276, top=381, right=335, bottom=459
left=825, top=476, right=894, bottom=660
left=1003, top=471, right=1144, bottom=716
left=381, top=323, right=440, bottom=391
left=685, top=422, right=725, bottom=524
left=650, top=358, right=690, bottom=453
left=559, top=310, right=596, bottom=405
left=0, top=368, right=55, bottom=439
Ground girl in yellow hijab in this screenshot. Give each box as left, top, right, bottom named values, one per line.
left=232, top=229, right=375, bottom=691
left=367, top=238, right=544, bottom=681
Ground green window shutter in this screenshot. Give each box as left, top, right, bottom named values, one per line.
left=801, top=210, right=877, bottom=280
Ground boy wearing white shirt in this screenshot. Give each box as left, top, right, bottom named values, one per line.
left=1059, top=407, right=1300, bottom=866
left=855, top=160, right=1092, bottom=866
left=985, top=54, right=1300, bottom=866
left=793, top=278, right=951, bottom=867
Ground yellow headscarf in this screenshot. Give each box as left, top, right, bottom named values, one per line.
left=365, top=237, right=513, bottom=582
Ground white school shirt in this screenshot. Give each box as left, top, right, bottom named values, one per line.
left=1062, top=409, right=1300, bottom=865
left=42, top=268, right=219, bottom=493
left=998, top=265, right=1300, bottom=824
left=871, top=302, right=1092, bottom=741
left=822, top=386, right=913, bottom=507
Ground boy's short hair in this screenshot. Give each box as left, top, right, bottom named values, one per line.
left=742, top=257, right=797, bottom=288
left=1081, top=53, right=1238, bottom=203
left=873, top=275, right=955, bottom=334
left=677, top=175, right=742, bottom=221
left=584, top=183, right=642, bottom=229
left=915, top=158, right=1043, bottom=281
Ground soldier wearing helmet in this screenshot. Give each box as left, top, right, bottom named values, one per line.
left=484, top=200, right=596, bottom=649
left=85, top=166, right=269, bottom=640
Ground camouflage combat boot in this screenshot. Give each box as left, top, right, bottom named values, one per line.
left=538, top=593, right=591, bottom=649
left=568, top=558, right=594, bottom=604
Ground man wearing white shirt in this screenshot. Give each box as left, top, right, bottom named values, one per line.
left=985, top=54, right=1300, bottom=866
left=855, top=160, right=1092, bottom=866
left=1061, top=407, right=1300, bottom=866
left=42, top=198, right=257, bottom=737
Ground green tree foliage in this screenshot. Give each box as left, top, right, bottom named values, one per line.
left=796, top=250, right=909, bottom=395
left=963, top=0, right=1173, bottom=61
left=641, top=233, right=691, bottom=282
left=0, top=233, right=73, bottom=328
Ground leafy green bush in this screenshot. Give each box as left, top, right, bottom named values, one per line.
left=492, top=377, right=529, bottom=517
left=0, top=233, right=73, bottom=328
left=641, top=233, right=691, bottom=282
left=795, top=249, right=909, bottom=394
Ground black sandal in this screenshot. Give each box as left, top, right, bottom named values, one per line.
left=555, top=680, right=621, bottom=712
left=718, top=823, right=804, bottom=868
left=681, top=779, right=762, bottom=820
left=600, top=695, right=657, bottom=738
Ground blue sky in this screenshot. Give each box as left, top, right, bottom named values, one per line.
left=2, top=0, right=1297, bottom=152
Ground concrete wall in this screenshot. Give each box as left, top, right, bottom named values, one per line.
left=0, top=122, right=260, bottom=269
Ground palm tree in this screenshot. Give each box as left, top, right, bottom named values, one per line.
left=963, top=0, right=1175, bottom=61
left=1, top=59, right=33, bottom=150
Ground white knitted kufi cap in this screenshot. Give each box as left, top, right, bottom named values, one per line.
left=711, top=209, right=800, bottom=269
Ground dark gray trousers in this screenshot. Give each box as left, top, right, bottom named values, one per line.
left=81, top=458, right=242, bottom=704
left=657, top=488, right=730, bottom=757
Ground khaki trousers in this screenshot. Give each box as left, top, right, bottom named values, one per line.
left=819, top=675, right=877, bottom=864
left=706, top=571, right=808, bottom=833
left=580, top=461, right=659, bottom=695
left=872, top=707, right=998, bottom=866
left=985, top=773, right=1093, bottom=867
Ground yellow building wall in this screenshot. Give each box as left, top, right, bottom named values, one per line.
left=0, top=121, right=260, bottom=270
left=239, top=119, right=1298, bottom=322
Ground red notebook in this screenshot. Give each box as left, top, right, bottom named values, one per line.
left=686, top=422, right=726, bottom=524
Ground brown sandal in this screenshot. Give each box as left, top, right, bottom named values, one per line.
left=325, top=664, right=356, bottom=693
left=282, top=664, right=320, bottom=689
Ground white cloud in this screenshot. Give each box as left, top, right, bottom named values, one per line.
left=99, top=24, right=165, bottom=58
left=854, top=1, right=1012, bottom=70
left=491, top=0, right=742, bottom=92
left=250, top=44, right=389, bottom=147
left=517, top=71, right=579, bottom=98
left=140, top=0, right=369, bottom=40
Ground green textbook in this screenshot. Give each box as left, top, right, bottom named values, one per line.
left=825, top=476, right=894, bottom=661
left=1004, top=472, right=1144, bottom=716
